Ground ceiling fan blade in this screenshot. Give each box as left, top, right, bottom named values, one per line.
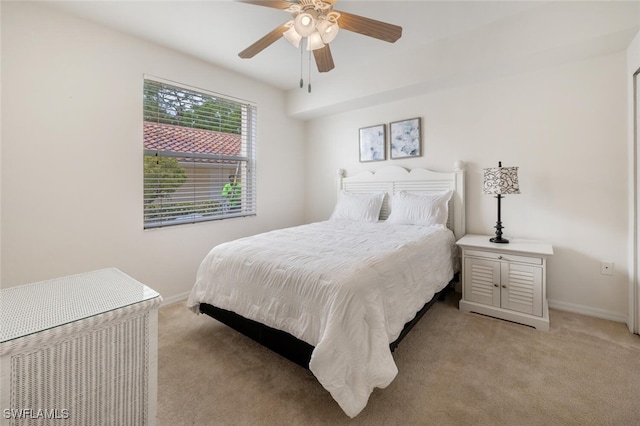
left=313, top=45, right=335, bottom=73
left=335, top=11, right=402, bottom=43
left=238, top=23, right=289, bottom=58
left=237, top=0, right=293, bottom=10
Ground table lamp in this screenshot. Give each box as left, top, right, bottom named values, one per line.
left=483, top=161, right=520, bottom=243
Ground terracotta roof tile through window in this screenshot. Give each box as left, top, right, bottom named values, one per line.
left=143, top=122, right=241, bottom=158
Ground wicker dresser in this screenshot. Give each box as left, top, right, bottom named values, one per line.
left=0, top=268, right=162, bottom=426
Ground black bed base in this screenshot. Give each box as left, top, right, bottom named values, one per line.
left=199, top=280, right=454, bottom=369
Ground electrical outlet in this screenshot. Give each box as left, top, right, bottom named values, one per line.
left=601, top=262, right=614, bottom=276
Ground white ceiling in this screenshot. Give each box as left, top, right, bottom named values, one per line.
left=43, top=0, right=546, bottom=90
left=40, top=0, right=640, bottom=118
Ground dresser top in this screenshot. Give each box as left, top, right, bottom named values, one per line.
left=0, top=268, right=161, bottom=343
left=456, top=234, right=554, bottom=256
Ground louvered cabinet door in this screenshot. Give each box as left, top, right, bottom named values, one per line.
left=464, top=257, right=500, bottom=307
left=500, top=262, right=543, bottom=316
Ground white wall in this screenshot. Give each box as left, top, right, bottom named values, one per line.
left=0, top=2, right=306, bottom=301
left=305, top=51, right=629, bottom=322
left=1, top=2, right=633, bottom=322
left=0, top=1, right=3, bottom=289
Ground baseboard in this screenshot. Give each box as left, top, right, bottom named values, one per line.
left=160, top=291, right=190, bottom=308
left=548, top=299, right=628, bottom=324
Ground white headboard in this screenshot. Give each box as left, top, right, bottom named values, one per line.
left=337, top=162, right=466, bottom=240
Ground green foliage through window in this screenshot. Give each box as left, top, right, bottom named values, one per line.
left=143, top=81, right=242, bottom=134
left=143, top=155, right=187, bottom=207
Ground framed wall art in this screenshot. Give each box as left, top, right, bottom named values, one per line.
left=359, top=124, right=386, bottom=162
left=390, top=117, right=421, bottom=159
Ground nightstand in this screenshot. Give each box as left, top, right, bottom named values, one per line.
left=456, top=234, right=553, bottom=331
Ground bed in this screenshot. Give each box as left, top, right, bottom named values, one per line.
left=187, top=164, right=465, bottom=417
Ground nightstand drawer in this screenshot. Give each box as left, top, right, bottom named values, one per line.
left=464, top=249, right=543, bottom=265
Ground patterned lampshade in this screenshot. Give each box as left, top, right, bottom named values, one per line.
left=483, top=164, right=520, bottom=195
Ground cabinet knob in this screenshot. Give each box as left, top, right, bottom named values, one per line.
left=502, top=285, right=507, bottom=289
left=498, top=255, right=503, bottom=260
left=494, top=284, right=499, bottom=287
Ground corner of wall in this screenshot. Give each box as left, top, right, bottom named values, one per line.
left=627, top=29, right=640, bottom=333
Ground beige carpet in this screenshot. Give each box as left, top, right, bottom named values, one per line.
left=157, top=294, right=640, bottom=425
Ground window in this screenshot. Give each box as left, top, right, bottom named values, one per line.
left=143, top=77, right=256, bottom=229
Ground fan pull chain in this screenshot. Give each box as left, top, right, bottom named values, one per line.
left=308, top=50, right=312, bottom=93
left=299, top=43, right=304, bottom=89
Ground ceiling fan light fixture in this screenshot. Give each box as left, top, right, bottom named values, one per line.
left=306, top=31, right=325, bottom=51
left=239, top=0, right=402, bottom=78
left=294, top=10, right=318, bottom=37
left=283, top=25, right=302, bottom=48
left=317, top=19, right=339, bottom=44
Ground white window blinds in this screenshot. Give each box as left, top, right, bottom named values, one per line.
left=143, top=77, right=256, bottom=229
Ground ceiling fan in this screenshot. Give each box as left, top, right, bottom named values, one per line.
left=237, top=0, right=403, bottom=74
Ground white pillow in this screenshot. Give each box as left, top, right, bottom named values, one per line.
left=330, top=191, right=385, bottom=222
left=386, top=190, right=453, bottom=227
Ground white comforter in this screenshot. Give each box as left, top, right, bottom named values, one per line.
left=187, top=220, right=456, bottom=417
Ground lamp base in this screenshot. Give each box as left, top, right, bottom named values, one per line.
left=490, top=236, right=510, bottom=244
left=491, top=218, right=509, bottom=244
